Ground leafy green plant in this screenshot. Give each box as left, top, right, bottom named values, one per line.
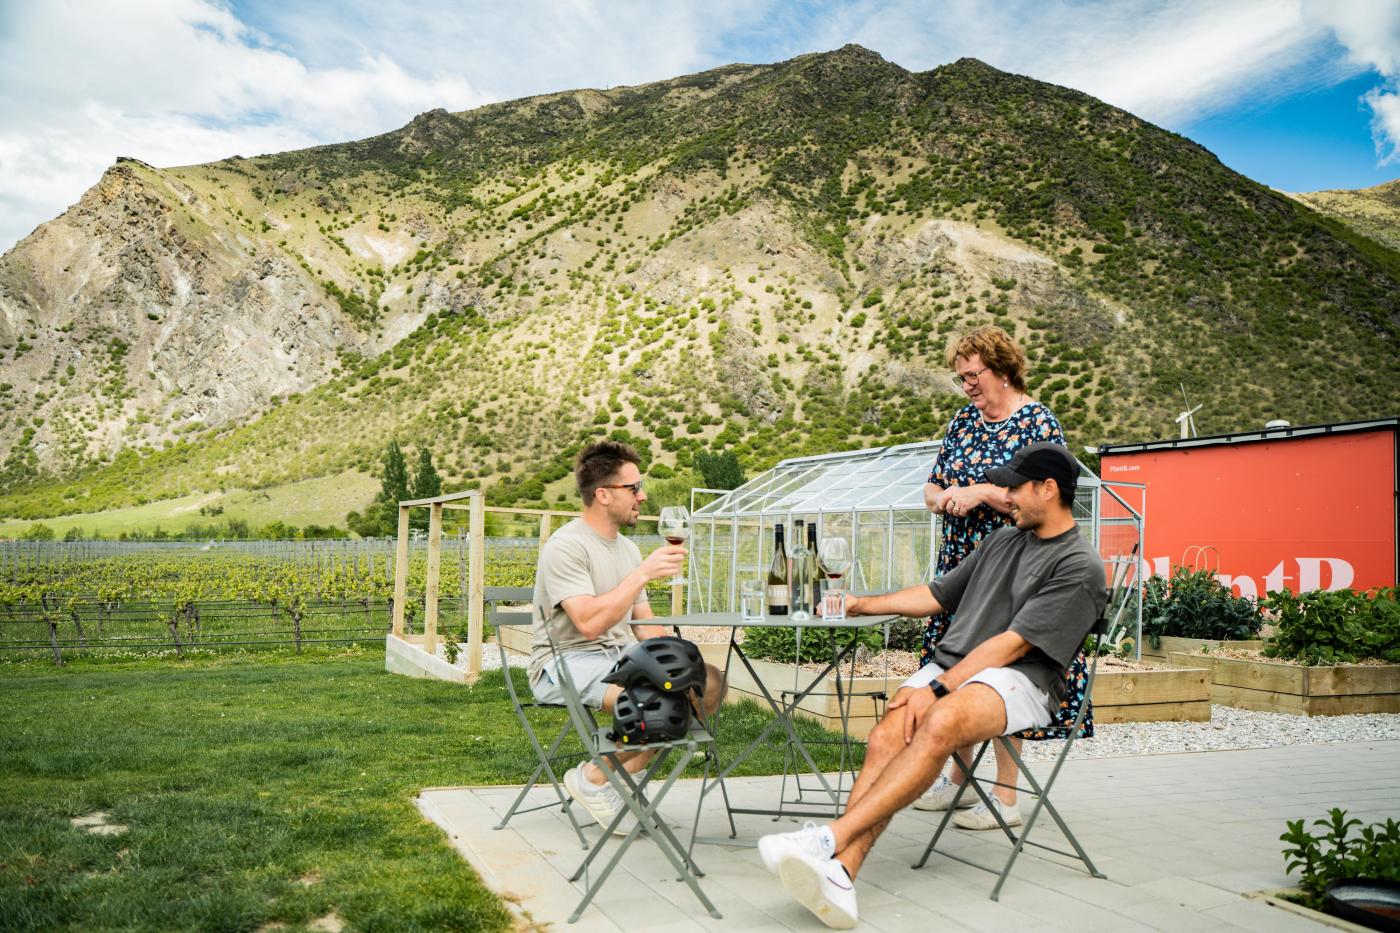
left=743, top=624, right=885, bottom=665
left=1280, top=808, right=1400, bottom=910
left=1141, top=567, right=1263, bottom=645
left=1262, top=586, right=1400, bottom=665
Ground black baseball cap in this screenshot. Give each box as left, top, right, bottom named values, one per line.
left=985, top=442, right=1079, bottom=490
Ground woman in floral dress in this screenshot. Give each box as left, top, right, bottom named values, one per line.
left=913, top=325, right=1092, bottom=830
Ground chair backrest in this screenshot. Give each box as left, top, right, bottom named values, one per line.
left=485, top=585, right=535, bottom=630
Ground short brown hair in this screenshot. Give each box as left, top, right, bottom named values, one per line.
left=575, top=440, right=641, bottom=505
left=946, top=325, right=1029, bottom=392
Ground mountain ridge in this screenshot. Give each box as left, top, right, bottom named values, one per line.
left=1, top=45, right=1397, bottom=522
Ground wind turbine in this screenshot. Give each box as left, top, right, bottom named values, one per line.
left=1176, top=384, right=1202, bottom=439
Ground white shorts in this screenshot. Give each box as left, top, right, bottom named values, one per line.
left=901, top=663, right=1052, bottom=735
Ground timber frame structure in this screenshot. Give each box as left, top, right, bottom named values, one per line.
left=387, top=490, right=681, bottom=683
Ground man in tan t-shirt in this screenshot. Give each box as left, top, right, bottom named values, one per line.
left=530, top=439, right=724, bottom=833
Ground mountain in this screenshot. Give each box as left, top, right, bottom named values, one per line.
left=1290, top=179, right=1400, bottom=254
left=2, top=45, right=1398, bottom=522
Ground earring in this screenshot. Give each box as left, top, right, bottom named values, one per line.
left=1003, top=382, right=1008, bottom=387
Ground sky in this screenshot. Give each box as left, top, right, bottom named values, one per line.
left=1, top=0, right=1398, bottom=254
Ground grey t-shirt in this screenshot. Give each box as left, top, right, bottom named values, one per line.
left=930, top=524, right=1107, bottom=712
left=529, top=517, right=649, bottom=684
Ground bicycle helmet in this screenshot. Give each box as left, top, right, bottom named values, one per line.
left=609, top=683, right=692, bottom=745
left=602, top=636, right=707, bottom=695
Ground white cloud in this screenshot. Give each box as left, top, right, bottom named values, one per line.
left=1309, top=0, right=1400, bottom=165
left=2, top=0, right=1397, bottom=253
left=0, top=0, right=486, bottom=253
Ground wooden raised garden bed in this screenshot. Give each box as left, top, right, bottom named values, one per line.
left=496, top=628, right=1211, bottom=732
left=1140, top=636, right=1262, bottom=662
left=1170, top=652, right=1400, bottom=716
left=722, top=653, right=1212, bottom=735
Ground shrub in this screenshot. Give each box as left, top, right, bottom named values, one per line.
left=1262, top=587, right=1400, bottom=665
left=1281, top=808, right=1400, bottom=910
left=1140, top=567, right=1263, bottom=645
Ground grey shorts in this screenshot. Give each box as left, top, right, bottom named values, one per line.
left=531, top=650, right=620, bottom=708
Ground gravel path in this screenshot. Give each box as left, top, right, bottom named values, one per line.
left=1019, top=706, right=1400, bottom=761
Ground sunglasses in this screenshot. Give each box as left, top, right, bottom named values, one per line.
left=598, top=480, right=644, bottom=495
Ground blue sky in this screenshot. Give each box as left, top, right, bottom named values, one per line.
left=1, top=0, right=1397, bottom=253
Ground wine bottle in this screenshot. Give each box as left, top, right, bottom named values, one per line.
left=767, top=523, right=789, bottom=616
left=806, top=521, right=821, bottom=615
left=790, top=519, right=809, bottom=617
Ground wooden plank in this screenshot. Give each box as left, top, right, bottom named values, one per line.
left=1306, top=664, right=1400, bottom=696
left=391, top=505, right=410, bottom=637
left=1094, top=700, right=1212, bottom=723
left=1091, top=668, right=1210, bottom=706
left=423, top=502, right=442, bottom=656
left=1212, top=683, right=1400, bottom=716
left=1175, top=654, right=1307, bottom=693
left=466, top=492, right=485, bottom=680
left=1141, top=637, right=1262, bottom=660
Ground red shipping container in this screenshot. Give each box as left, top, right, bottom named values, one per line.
left=1098, top=418, right=1398, bottom=598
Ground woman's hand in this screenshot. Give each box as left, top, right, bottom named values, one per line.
left=940, top=484, right=982, bottom=517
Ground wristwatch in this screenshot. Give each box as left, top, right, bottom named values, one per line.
left=929, top=679, right=951, bottom=699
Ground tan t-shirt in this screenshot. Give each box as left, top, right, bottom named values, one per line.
left=529, top=517, right=648, bottom=684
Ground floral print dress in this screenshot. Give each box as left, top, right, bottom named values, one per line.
left=922, top=400, right=1093, bottom=740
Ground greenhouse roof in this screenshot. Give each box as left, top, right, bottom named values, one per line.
left=694, top=441, right=1099, bottom=518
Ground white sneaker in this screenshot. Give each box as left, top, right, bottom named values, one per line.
left=953, top=796, right=1022, bottom=830
left=778, top=849, right=859, bottom=930
left=563, top=765, right=636, bottom=837
left=912, top=774, right=976, bottom=811
left=757, top=821, right=836, bottom=875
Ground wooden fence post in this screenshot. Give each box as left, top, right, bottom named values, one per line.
left=423, top=502, right=443, bottom=656
left=391, top=505, right=410, bottom=637
left=467, top=492, right=486, bottom=678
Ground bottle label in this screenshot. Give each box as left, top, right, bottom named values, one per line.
left=767, top=585, right=789, bottom=608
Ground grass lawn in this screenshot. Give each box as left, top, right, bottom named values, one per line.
left=0, top=647, right=859, bottom=931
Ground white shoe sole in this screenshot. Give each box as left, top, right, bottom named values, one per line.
left=778, top=855, right=858, bottom=930
left=953, top=805, right=1022, bottom=831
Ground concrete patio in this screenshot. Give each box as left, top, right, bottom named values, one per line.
left=419, top=740, right=1400, bottom=931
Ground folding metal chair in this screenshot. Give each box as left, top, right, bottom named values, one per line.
left=913, top=550, right=1139, bottom=900
left=489, top=587, right=590, bottom=849
left=546, top=628, right=722, bottom=922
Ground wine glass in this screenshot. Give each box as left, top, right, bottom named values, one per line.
left=657, top=506, right=690, bottom=587
left=817, top=538, right=852, bottom=619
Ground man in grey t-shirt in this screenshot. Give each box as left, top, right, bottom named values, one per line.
left=529, top=440, right=725, bottom=834
left=757, top=443, right=1107, bottom=929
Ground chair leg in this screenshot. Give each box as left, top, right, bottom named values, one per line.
left=495, top=714, right=590, bottom=849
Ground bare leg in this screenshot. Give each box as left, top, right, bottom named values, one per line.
left=831, top=684, right=1007, bottom=880
left=948, top=736, right=1019, bottom=804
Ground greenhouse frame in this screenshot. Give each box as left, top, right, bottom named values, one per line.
left=687, top=441, right=1145, bottom=650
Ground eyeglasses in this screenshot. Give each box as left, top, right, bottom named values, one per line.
left=950, top=366, right=991, bottom=387
left=598, top=480, right=644, bottom=495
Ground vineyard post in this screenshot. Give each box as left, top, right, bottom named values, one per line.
left=538, top=513, right=552, bottom=547
left=457, top=531, right=467, bottom=632
left=467, top=491, right=485, bottom=677
left=423, top=502, right=443, bottom=657
left=391, top=506, right=410, bottom=637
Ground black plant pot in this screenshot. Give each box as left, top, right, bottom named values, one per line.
left=1323, top=878, right=1400, bottom=932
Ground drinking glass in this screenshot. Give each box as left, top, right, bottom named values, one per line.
left=739, top=578, right=765, bottom=622
left=657, top=506, right=690, bottom=587
left=818, top=538, right=852, bottom=620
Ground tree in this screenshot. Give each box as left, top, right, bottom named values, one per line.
left=694, top=449, right=746, bottom=490
left=370, top=440, right=411, bottom=535
left=409, top=446, right=442, bottom=532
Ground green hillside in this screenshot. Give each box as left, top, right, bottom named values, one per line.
left=1, top=46, right=1397, bottom=525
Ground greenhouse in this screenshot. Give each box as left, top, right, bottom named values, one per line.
left=686, top=441, right=1145, bottom=645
